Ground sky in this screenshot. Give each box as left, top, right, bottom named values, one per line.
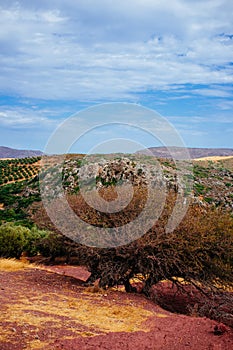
left=0, top=0, right=233, bottom=153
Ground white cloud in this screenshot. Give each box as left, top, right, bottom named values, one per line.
left=0, top=1, right=232, bottom=101
left=217, top=100, right=233, bottom=110
left=0, top=106, right=60, bottom=128
left=191, top=87, right=233, bottom=98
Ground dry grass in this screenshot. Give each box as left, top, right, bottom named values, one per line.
left=25, top=340, right=50, bottom=350
left=0, top=271, right=156, bottom=349
left=0, top=158, right=14, bottom=160
left=193, top=155, right=233, bottom=161
left=0, top=258, right=34, bottom=271
left=2, top=292, right=153, bottom=334
left=0, top=326, right=13, bottom=342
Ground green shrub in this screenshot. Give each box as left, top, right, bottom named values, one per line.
left=0, top=223, right=54, bottom=258
left=194, top=183, right=206, bottom=195
left=204, top=197, right=214, bottom=203
left=24, top=226, right=49, bottom=256
left=0, top=223, right=30, bottom=258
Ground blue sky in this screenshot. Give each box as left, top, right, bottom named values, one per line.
left=0, top=0, right=232, bottom=152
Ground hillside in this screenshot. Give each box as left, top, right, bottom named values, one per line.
left=136, top=147, right=233, bottom=159
left=1, top=146, right=232, bottom=160
left=0, top=153, right=232, bottom=227
left=0, top=153, right=232, bottom=341
left=0, top=156, right=41, bottom=186
left=0, top=146, right=43, bottom=159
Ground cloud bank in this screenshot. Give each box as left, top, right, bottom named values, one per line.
left=0, top=0, right=232, bottom=149
left=0, top=0, right=232, bottom=100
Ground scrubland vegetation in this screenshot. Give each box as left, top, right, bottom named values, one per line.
left=0, top=154, right=232, bottom=326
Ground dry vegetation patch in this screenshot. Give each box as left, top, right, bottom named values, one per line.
left=3, top=292, right=153, bottom=334
left=0, top=258, right=33, bottom=272
left=0, top=267, right=233, bottom=350
left=0, top=267, right=154, bottom=349
left=194, top=156, right=233, bottom=161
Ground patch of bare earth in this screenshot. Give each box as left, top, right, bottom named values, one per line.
left=0, top=265, right=232, bottom=350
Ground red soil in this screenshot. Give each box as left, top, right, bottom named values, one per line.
left=0, top=265, right=232, bottom=350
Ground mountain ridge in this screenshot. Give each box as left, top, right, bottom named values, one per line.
left=136, top=147, right=233, bottom=159
left=1, top=145, right=233, bottom=160
left=0, top=146, right=43, bottom=159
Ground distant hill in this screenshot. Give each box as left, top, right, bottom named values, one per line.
left=136, top=147, right=233, bottom=159
left=0, top=146, right=43, bottom=159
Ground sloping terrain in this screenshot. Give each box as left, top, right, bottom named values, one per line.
left=0, top=157, right=41, bottom=186
left=0, top=146, right=43, bottom=159
left=0, top=155, right=232, bottom=227
left=1, top=145, right=233, bottom=160
left=0, top=155, right=232, bottom=349
left=0, top=264, right=232, bottom=350
left=137, top=147, right=233, bottom=159
left=192, top=160, right=233, bottom=209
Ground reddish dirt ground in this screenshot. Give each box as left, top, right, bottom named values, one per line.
left=0, top=265, right=232, bottom=350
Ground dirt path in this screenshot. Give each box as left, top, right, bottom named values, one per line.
left=0, top=266, right=232, bottom=350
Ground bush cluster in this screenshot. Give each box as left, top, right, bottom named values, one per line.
left=0, top=223, right=64, bottom=259
left=0, top=223, right=30, bottom=259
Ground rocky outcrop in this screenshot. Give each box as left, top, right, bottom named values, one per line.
left=41, top=155, right=190, bottom=201
left=39, top=154, right=233, bottom=210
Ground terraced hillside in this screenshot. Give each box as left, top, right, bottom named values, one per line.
left=0, top=156, right=41, bottom=186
